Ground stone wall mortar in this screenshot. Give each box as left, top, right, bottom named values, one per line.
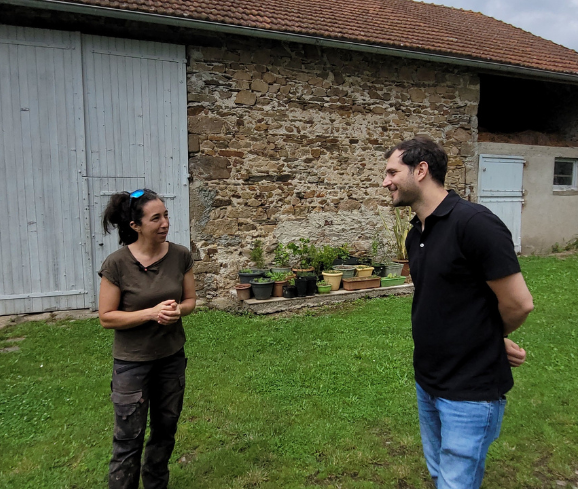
left=186, top=35, right=479, bottom=299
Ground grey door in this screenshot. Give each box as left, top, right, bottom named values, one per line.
left=478, top=154, right=524, bottom=253
left=0, top=26, right=93, bottom=315
left=0, top=25, right=189, bottom=314
left=82, top=35, right=190, bottom=305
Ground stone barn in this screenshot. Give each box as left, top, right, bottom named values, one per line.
left=1, top=0, right=578, bottom=313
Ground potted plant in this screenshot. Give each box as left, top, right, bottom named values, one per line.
left=321, top=268, right=344, bottom=291
left=238, top=268, right=265, bottom=284
left=355, top=264, right=374, bottom=277
left=249, top=274, right=275, bottom=300
left=342, top=275, right=381, bottom=291
left=317, top=280, right=331, bottom=294
left=288, top=238, right=316, bottom=276
left=295, top=275, right=308, bottom=297
left=304, top=272, right=317, bottom=296
left=333, top=264, right=356, bottom=279
left=250, top=239, right=266, bottom=271
left=332, top=244, right=360, bottom=266
left=380, top=273, right=406, bottom=287
left=282, top=277, right=297, bottom=298
left=370, top=232, right=389, bottom=277
left=311, top=244, right=341, bottom=277
left=271, top=243, right=291, bottom=274
left=379, top=206, right=412, bottom=276
left=384, top=261, right=404, bottom=277
left=235, top=283, right=252, bottom=300
left=270, top=271, right=291, bottom=297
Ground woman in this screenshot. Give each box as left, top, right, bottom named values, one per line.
left=98, top=189, right=196, bottom=489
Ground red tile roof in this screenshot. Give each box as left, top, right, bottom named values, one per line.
left=40, top=0, right=578, bottom=76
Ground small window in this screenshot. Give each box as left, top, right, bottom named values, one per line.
left=553, top=158, right=578, bottom=190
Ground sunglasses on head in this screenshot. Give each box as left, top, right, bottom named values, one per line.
left=129, top=189, right=145, bottom=206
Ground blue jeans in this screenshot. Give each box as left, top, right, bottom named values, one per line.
left=416, top=382, right=506, bottom=489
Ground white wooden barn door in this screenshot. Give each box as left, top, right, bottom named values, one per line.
left=0, top=26, right=189, bottom=314
left=478, top=154, right=524, bottom=253
left=0, top=26, right=93, bottom=315
left=82, top=35, right=189, bottom=306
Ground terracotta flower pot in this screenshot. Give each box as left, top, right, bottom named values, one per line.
left=235, top=283, right=251, bottom=300
left=273, top=280, right=288, bottom=297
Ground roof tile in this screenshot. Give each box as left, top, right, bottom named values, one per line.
left=41, top=0, right=578, bottom=75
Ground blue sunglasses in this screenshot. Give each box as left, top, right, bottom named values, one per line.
left=129, top=189, right=145, bottom=206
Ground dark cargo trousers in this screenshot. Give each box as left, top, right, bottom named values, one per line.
left=109, top=349, right=186, bottom=489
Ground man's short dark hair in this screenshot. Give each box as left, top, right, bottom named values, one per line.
left=385, top=136, right=448, bottom=186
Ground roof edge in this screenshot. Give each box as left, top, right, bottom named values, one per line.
left=4, top=0, right=578, bottom=84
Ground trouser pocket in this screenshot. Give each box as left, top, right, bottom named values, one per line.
left=111, top=391, right=146, bottom=440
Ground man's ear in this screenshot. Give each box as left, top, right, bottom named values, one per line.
left=130, top=221, right=139, bottom=232
left=415, top=161, right=429, bottom=182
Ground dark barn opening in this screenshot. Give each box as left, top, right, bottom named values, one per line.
left=478, top=74, right=578, bottom=145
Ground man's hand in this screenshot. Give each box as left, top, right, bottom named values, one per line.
left=504, top=338, right=526, bottom=367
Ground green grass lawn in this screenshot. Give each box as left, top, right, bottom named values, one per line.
left=1, top=255, right=577, bottom=488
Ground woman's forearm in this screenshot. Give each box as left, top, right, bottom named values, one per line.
left=99, top=308, right=154, bottom=330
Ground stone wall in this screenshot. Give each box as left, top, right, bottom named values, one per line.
left=186, top=35, right=480, bottom=301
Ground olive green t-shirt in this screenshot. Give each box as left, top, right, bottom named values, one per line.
left=98, top=242, right=193, bottom=362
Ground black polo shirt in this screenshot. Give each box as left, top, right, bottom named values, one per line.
left=407, top=190, right=521, bottom=401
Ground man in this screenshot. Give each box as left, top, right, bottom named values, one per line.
left=382, top=136, right=533, bottom=489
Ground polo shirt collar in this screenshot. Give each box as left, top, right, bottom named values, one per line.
left=410, top=189, right=460, bottom=228
left=431, top=189, right=460, bottom=218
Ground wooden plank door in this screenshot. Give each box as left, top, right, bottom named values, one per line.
left=82, top=35, right=190, bottom=304
left=0, top=26, right=92, bottom=314
left=478, top=154, right=524, bottom=253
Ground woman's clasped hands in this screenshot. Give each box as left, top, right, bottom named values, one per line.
left=151, top=300, right=182, bottom=325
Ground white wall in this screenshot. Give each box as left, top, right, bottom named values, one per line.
left=477, top=142, right=578, bottom=255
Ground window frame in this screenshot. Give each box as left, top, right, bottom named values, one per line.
left=553, top=158, right=578, bottom=191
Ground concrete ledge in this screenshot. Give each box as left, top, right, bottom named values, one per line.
left=241, top=284, right=414, bottom=314
left=0, top=309, right=99, bottom=329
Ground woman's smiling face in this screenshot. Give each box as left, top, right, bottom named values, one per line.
left=132, top=198, right=169, bottom=242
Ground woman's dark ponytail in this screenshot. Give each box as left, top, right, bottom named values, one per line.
left=102, top=189, right=161, bottom=245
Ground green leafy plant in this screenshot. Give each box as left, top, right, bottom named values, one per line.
left=239, top=268, right=253, bottom=273
left=322, top=268, right=340, bottom=274
left=287, top=238, right=316, bottom=268
left=250, top=239, right=266, bottom=269
left=252, top=276, right=273, bottom=283
left=370, top=232, right=388, bottom=264
left=312, top=245, right=341, bottom=276
left=317, top=280, right=329, bottom=286
left=564, top=235, right=578, bottom=251
left=551, top=242, right=562, bottom=253
left=273, top=243, right=291, bottom=267
left=337, top=244, right=350, bottom=260
left=379, top=206, right=412, bottom=260
left=287, top=277, right=295, bottom=286
left=270, top=271, right=291, bottom=282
